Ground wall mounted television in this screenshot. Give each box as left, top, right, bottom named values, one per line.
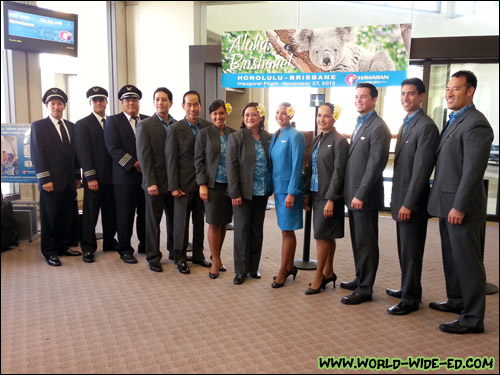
left=3, top=2, right=78, bottom=57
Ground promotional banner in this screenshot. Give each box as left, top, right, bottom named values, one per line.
left=222, top=24, right=411, bottom=88
left=1, top=124, right=36, bottom=183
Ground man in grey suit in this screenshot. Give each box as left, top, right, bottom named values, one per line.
left=136, top=87, right=176, bottom=273
left=428, top=71, right=493, bottom=334
left=386, top=78, right=439, bottom=315
left=341, top=83, right=391, bottom=305
left=166, top=91, right=212, bottom=274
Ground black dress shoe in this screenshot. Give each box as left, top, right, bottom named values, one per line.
left=386, top=288, right=402, bottom=299
left=387, top=301, right=419, bottom=315
left=429, top=301, right=463, bottom=314
left=120, top=253, right=138, bottom=264
left=177, top=262, right=190, bottom=274
left=439, top=320, right=484, bottom=334
left=192, top=258, right=211, bottom=268
left=58, top=248, right=82, bottom=256
left=340, top=280, right=357, bottom=291
left=248, top=271, right=261, bottom=279
left=341, top=292, right=372, bottom=305
left=149, top=262, right=163, bottom=272
left=234, top=274, right=245, bottom=285
left=83, top=252, right=95, bottom=263
left=46, top=255, right=61, bottom=267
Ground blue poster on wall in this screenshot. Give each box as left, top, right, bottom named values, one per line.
left=1, top=124, right=37, bottom=183
left=222, top=24, right=411, bottom=88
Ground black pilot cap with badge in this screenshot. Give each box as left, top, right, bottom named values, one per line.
left=118, top=85, right=142, bottom=101
left=86, top=86, right=108, bottom=100
left=42, top=88, right=68, bottom=104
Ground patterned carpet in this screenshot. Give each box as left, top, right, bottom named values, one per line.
left=1, top=210, right=498, bottom=374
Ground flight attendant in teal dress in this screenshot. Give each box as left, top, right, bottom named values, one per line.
left=270, top=102, right=306, bottom=288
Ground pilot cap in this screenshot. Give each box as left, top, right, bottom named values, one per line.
left=42, top=88, right=67, bottom=104
left=86, top=86, right=108, bottom=100
left=118, top=85, right=142, bottom=100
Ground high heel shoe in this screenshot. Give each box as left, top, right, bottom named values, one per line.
left=209, top=272, right=219, bottom=279
left=271, top=280, right=285, bottom=288
left=287, top=266, right=298, bottom=281
left=305, top=286, right=321, bottom=295
left=271, top=266, right=298, bottom=288
left=306, top=275, right=326, bottom=295
left=321, top=273, right=337, bottom=289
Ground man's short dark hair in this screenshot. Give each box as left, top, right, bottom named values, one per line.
left=451, top=70, right=477, bottom=90
left=153, top=87, right=173, bottom=102
left=401, top=78, right=426, bottom=94
left=356, top=83, right=378, bottom=98
left=183, top=90, right=201, bottom=104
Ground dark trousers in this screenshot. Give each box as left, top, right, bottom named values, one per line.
left=80, top=184, right=117, bottom=253
left=233, top=196, right=268, bottom=276
left=144, top=192, right=174, bottom=264
left=40, top=188, right=74, bottom=258
left=396, top=220, right=428, bottom=307
left=172, top=191, right=205, bottom=264
left=439, top=218, right=486, bottom=329
left=114, top=184, right=145, bottom=255
left=348, top=209, right=379, bottom=296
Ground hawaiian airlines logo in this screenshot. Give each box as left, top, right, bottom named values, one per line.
left=59, top=31, right=73, bottom=42
left=346, top=74, right=357, bottom=86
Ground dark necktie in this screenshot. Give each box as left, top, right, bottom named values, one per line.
left=58, top=120, right=70, bottom=144
left=102, top=118, right=106, bottom=129
left=131, top=116, right=138, bottom=134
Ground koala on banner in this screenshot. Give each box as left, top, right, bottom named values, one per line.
left=285, top=27, right=395, bottom=72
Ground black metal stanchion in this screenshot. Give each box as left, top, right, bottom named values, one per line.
left=294, top=94, right=325, bottom=271
left=294, top=207, right=317, bottom=270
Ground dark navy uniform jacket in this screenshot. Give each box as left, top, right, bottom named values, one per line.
left=104, top=112, right=148, bottom=185
left=30, top=117, right=80, bottom=192
left=75, top=113, right=113, bottom=187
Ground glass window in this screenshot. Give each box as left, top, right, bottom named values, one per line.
left=428, top=63, right=499, bottom=216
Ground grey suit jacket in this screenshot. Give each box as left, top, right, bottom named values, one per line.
left=390, top=110, right=439, bottom=222
left=195, top=124, right=236, bottom=188
left=344, top=112, right=391, bottom=211
left=304, top=128, right=348, bottom=201
left=428, top=105, right=493, bottom=220
left=226, top=127, right=272, bottom=200
left=165, top=117, right=211, bottom=194
left=136, top=113, right=175, bottom=193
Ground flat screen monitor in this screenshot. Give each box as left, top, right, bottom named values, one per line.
left=3, top=2, right=78, bottom=57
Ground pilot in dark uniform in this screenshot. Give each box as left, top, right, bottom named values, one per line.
left=104, top=85, right=148, bottom=264
left=75, top=86, right=118, bottom=263
left=30, top=88, right=82, bottom=266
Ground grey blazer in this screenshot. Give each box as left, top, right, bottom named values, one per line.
left=195, top=124, right=236, bottom=188
left=427, top=105, right=493, bottom=220
left=304, top=128, right=349, bottom=201
left=226, top=127, right=272, bottom=200
left=136, top=113, right=175, bottom=193
left=344, top=112, right=391, bottom=211
left=390, top=110, right=439, bottom=222
left=165, top=117, right=211, bottom=194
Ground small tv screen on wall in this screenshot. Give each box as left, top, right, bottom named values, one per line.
left=3, top=2, right=78, bottom=57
